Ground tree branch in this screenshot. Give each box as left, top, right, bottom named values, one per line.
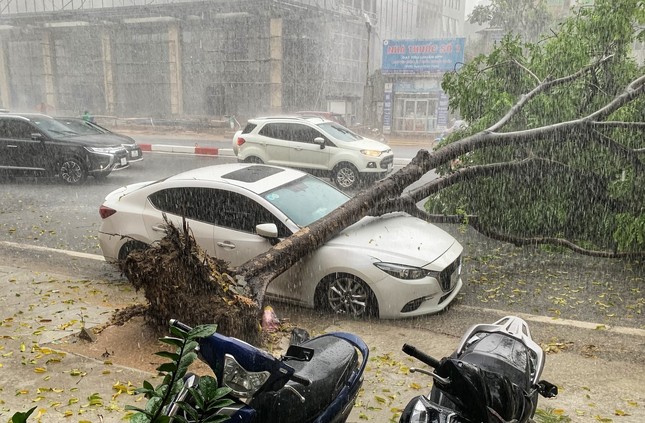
left=586, top=74, right=645, bottom=122
left=590, top=121, right=645, bottom=130
left=488, top=55, right=614, bottom=132
left=423, top=214, right=644, bottom=259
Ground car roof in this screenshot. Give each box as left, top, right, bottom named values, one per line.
left=0, top=113, right=53, bottom=121
left=168, top=163, right=307, bottom=194
left=248, top=115, right=331, bottom=124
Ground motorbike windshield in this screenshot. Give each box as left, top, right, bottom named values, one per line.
left=461, top=332, right=533, bottom=388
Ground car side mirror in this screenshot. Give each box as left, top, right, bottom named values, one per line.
left=313, top=137, right=325, bottom=150
left=31, top=133, right=44, bottom=141
left=256, top=222, right=278, bottom=239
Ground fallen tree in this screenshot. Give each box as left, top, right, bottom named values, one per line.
left=123, top=0, right=644, bottom=342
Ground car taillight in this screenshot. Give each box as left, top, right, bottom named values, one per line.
left=99, top=205, right=117, bottom=219
left=236, top=137, right=246, bottom=146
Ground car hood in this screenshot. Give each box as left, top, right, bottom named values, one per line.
left=66, top=133, right=135, bottom=147
left=336, top=137, right=392, bottom=153
left=327, top=212, right=457, bottom=267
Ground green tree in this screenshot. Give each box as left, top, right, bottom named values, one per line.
left=431, top=0, right=645, bottom=255
left=469, top=0, right=553, bottom=41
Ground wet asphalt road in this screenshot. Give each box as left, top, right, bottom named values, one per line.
left=0, top=151, right=643, bottom=329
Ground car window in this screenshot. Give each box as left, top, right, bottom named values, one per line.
left=0, top=119, right=36, bottom=139
left=317, top=122, right=363, bottom=142
left=258, top=123, right=286, bottom=140
left=289, top=123, right=326, bottom=144
left=263, top=175, right=349, bottom=227
left=241, top=123, right=256, bottom=134
left=148, top=187, right=291, bottom=237
left=259, top=122, right=326, bottom=144
left=31, top=117, right=78, bottom=137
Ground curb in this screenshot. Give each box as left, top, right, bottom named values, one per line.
left=139, top=143, right=225, bottom=156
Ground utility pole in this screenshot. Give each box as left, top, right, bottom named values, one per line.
left=363, top=13, right=372, bottom=128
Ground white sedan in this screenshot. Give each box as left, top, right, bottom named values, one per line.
left=98, top=163, right=463, bottom=318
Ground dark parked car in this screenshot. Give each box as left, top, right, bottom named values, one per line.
left=55, top=117, right=143, bottom=162
left=0, top=113, right=129, bottom=184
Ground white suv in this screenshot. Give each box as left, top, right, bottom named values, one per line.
left=232, top=116, right=394, bottom=190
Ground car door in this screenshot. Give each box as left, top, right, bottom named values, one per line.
left=257, top=123, right=292, bottom=165
left=208, top=189, right=306, bottom=302
left=0, top=119, right=47, bottom=170
left=143, top=187, right=217, bottom=254
left=288, top=124, right=331, bottom=170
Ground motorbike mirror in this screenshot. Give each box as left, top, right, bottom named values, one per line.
left=284, top=344, right=314, bottom=362
left=537, top=380, right=558, bottom=398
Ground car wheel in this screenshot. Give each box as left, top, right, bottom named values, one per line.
left=58, top=158, right=87, bottom=185
left=118, top=240, right=150, bottom=262
left=244, top=156, right=263, bottom=164
left=332, top=163, right=359, bottom=190
left=316, top=273, right=378, bottom=318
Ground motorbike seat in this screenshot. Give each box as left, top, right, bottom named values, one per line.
left=251, top=335, right=358, bottom=423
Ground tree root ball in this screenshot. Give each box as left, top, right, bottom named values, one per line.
left=121, top=220, right=262, bottom=345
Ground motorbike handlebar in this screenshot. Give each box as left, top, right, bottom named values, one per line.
left=290, top=373, right=312, bottom=387
left=402, top=344, right=441, bottom=368
left=170, top=319, right=193, bottom=332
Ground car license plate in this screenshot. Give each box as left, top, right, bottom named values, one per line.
left=131, top=150, right=139, bottom=158
left=120, top=157, right=127, bottom=166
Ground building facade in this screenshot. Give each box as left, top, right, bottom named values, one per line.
left=0, top=0, right=465, bottom=134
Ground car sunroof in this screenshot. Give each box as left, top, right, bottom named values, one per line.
left=222, top=165, right=284, bottom=183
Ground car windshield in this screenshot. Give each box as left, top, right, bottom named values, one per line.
left=32, top=117, right=79, bottom=137
left=317, top=122, right=364, bottom=142
left=55, top=119, right=104, bottom=135
left=262, top=175, right=350, bottom=227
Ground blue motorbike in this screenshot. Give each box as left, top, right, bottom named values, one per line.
left=167, top=319, right=368, bottom=423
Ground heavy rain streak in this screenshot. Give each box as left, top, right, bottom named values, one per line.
left=0, top=1, right=643, bottom=422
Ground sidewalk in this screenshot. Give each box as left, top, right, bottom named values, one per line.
left=2, top=258, right=644, bottom=422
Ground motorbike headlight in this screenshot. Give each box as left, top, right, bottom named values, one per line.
left=374, top=262, right=438, bottom=280
left=222, top=353, right=270, bottom=398
left=361, top=149, right=382, bottom=157
left=409, top=398, right=430, bottom=423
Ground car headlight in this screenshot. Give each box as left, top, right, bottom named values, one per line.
left=361, top=149, right=383, bottom=157
left=84, top=146, right=121, bottom=154
left=374, top=262, right=439, bottom=280
left=222, top=353, right=270, bottom=397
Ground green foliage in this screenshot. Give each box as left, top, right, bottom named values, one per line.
left=469, top=0, right=553, bottom=42
left=534, top=407, right=572, bottom=422
left=10, top=406, right=36, bottom=423
left=127, top=324, right=233, bottom=423
left=435, top=0, right=645, bottom=254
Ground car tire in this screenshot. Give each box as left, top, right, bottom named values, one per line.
left=332, top=163, right=359, bottom=190
left=315, top=273, right=378, bottom=318
left=244, top=156, right=263, bottom=164
left=118, top=240, right=150, bottom=263
left=58, top=157, right=87, bottom=185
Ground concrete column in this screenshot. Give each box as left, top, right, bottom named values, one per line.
left=269, top=18, right=282, bottom=114
left=101, top=30, right=116, bottom=115
left=41, top=30, right=57, bottom=110
left=0, top=38, right=10, bottom=109
left=168, top=23, right=183, bottom=116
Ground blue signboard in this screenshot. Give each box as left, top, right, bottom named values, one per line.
left=382, top=38, right=465, bottom=74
